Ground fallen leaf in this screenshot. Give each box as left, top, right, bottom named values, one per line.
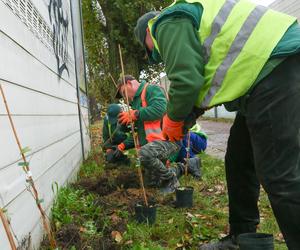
left=276, top=233, right=284, bottom=242
left=184, top=233, right=191, bottom=240
left=219, top=233, right=227, bottom=238
left=110, top=213, right=121, bottom=223
left=125, top=240, right=133, bottom=245
left=111, top=231, right=122, bottom=243
left=195, top=214, right=208, bottom=219
left=186, top=212, right=194, bottom=218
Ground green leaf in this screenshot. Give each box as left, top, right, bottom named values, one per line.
left=36, top=199, right=44, bottom=205
left=21, top=146, right=31, bottom=154
left=1, top=208, right=7, bottom=213
left=51, top=181, right=59, bottom=195
left=18, top=162, right=29, bottom=167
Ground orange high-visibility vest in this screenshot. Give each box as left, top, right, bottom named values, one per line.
left=141, top=83, right=166, bottom=142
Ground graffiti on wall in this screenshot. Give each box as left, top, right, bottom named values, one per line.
left=48, top=0, right=70, bottom=77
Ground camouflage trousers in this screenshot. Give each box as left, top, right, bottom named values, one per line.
left=139, top=140, right=180, bottom=187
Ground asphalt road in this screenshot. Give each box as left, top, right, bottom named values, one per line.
left=199, top=119, right=233, bottom=160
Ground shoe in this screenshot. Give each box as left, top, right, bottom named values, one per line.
left=186, top=157, right=202, bottom=180
left=199, top=235, right=238, bottom=250
left=160, top=175, right=180, bottom=194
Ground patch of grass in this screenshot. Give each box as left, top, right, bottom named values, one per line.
left=78, top=147, right=105, bottom=178
left=51, top=187, right=101, bottom=231
left=79, top=156, right=104, bottom=178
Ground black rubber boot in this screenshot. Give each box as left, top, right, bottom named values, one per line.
left=199, top=235, right=238, bottom=250
left=186, top=157, right=202, bottom=179
left=160, top=174, right=180, bottom=194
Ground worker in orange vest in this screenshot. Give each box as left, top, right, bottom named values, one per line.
left=116, top=75, right=201, bottom=193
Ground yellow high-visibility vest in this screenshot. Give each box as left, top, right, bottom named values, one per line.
left=149, top=0, right=296, bottom=108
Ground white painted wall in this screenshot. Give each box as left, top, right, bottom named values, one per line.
left=0, top=0, right=89, bottom=249
left=270, top=0, right=300, bottom=20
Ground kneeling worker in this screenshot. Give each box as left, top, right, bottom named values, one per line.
left=102, top=103, right=129, bottom=164
left=116, top=75, right=200, bottom=193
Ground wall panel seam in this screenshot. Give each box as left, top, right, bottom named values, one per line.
left=2, top=139, right=82, bottom=207
left=0, top=129, right=81, bottom=171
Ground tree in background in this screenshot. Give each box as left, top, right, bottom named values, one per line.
left=82, top=0, right=172, bottom=121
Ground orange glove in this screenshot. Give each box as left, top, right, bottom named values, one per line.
left=118, top=110, right=139, bottom=125
left=117, top=143, right=126, bottom=151
left=162, top=114, right=184, bottom=141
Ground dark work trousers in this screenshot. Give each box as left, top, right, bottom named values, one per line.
left=139, top=140, right=179, bottom=186
left=225, top=53, right=300, bottom=250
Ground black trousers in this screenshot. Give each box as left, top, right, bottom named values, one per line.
left=225, top=54, right=300, bottom=250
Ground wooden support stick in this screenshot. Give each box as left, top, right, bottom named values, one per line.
left=0, top=208, right=17, bottom=250
left=0, top=84, right=56, bottom=249
left=185, top=131, right=191, bottom=186
left=118, top=45, right=148, bottom=207
left=109, top=73, right=118, bottom=89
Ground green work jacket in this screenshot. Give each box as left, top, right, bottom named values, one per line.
left=102, top=116, right=128, bottom=150
left=122, top=82, right=167, bottom=148
left=148, top=1, right=300, bottom=120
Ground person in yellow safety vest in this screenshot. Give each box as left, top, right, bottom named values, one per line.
left=134, top=1, right=300, bottom=249
left=115, top=75, right=201, bottom=193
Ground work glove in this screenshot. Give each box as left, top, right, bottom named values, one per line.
left=118, top=110, right=139, bottom=125
left=105, top=148, right=115, bottom=163
left=112, top=143, right=126, bottom=158
left=162, top=114, right=184, bottom=141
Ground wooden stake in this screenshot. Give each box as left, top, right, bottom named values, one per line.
left=185, top=131, right=191, bottom=186
left=118, top=45, right=148, bottom=207
left=0, top=208, right=17, bottom=250
left=0, top=84, right=56, bottom=249
left=109, top=73, right=118, bottom=89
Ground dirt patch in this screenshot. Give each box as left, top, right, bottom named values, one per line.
left=75, top=176, right=117, bottom=196
left=54, top=223, right=120, bottom=250
left=115, top=171, right=140, bottom=189
left=96, top=188, right=158, bottom=213
left=55, top=224, right=82, bottom=249
left=75, top=169, right=140, bottom=196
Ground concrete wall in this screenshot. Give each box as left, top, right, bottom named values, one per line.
left=270, top=0, right=300, bottom=20
left=0, top=0, right=89, bottom=249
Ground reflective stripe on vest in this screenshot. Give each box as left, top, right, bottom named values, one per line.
left=141, top=83, right=165, bottom=142
left=149, top=0, right=296, bottom=108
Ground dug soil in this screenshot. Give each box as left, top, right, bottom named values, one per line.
left=41, top=166, right=162, bottom=250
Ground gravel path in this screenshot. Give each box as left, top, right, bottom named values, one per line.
left=198, top=119, right=233, bottom=160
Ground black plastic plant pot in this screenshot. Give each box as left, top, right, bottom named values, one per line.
left=134, top=202, right=157, bottom=224
left=175, top=186, right=194, bottom=208
left=238, top=233, right=274, bottom=250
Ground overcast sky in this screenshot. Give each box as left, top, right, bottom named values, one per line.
left=250, top=0, right=276, bottom=6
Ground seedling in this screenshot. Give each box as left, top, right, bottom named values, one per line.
left=0, top=84, right=56, bottom=248
left=118, top=45, right=148, bottom=207
left=176, top=131, right=194, bottom=208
